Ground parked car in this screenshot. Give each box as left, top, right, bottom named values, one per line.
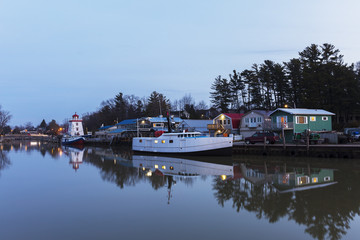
left=244, top=132, right=280, bottom=144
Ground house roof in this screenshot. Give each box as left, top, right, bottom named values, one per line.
left=116, top=119, right=137, bottom=126
left=108, top=129, right=126, bottom=134
left=98, top=125, right=115, bottom=130
left=271, top=108, right=335, bottom=116
left=243, top=110, right=272, bottom=118
left=216, top=113, right=244, bottom=129
left=146, top=117, right=182, bottom=123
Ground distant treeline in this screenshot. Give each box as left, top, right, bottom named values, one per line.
left=83, top=43, right=360, bottom=132
left=83, top=92, right=211, bottom=132
left=210, top=43, right=360, bottom=127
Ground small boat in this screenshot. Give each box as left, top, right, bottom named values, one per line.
left=61, top=112, right=85, bottom=146
left=132, top=131, right=233, bottom=156
left=62, top=135, right=85, bottom=146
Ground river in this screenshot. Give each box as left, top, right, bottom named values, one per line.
left=0, top=142, right=360, bottom=240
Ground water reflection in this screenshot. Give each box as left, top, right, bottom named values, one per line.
left=63, top=146, right=84, bottom=171
left=1, top=142, right=360, bottom=239
left=0, top=145, right=10, bottom=177
left=212, top=161, right=358, bottom=240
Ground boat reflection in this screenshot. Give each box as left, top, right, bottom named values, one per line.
left=132, top=155, right=241, bottom=204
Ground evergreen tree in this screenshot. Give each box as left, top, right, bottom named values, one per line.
left=145, top=91, right=170, bottom=117
left=210, top=75, right=232, bottom=112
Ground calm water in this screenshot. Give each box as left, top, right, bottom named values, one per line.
left=1, top=142, right=360, bottom=240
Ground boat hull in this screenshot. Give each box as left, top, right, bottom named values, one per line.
left=133, top=146, right=233, bottom=156
left=132, top=134, right=233, bottom=156
left=61, top=136, right=85, bottom=146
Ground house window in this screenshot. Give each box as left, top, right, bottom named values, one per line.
left=296, top=116, right=308, bottom=124
left=257, top=117, right=262, bottom=123
left=322, top=116, right=329, bottom=121
left=310, top=116, right=316, bottom=122
left=312, top=177, right=318, bottom=183
left=324, top=176, right=331, bottom=181
left=228, top=120, right=230, bottom=124
left=219, top=120, right=222, bottom=124
left=76, top=128, right=79, bottom=131
left=245, top=118, right=249, bottom=123
left=297, top=176, right=309, bottom=185
left=76, top=123, right=78, bottom=126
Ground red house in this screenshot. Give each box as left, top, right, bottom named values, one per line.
left=208, top=113, right=244, bottom=136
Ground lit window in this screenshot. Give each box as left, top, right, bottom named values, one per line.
left=312, top=177, right=318, bottom=183
left=170, top=166, right=174, bottom=170
left=161, top=140, right=165, bottom=143
left=162, top=165, right=166, bottom=170
left=154, top=140, right=158, bottom=143
left=322, top=116, right=328, bottom=121
left=310, top=116, right=316, bottom=122
left=297, top=176, right=309, bottom=185
left=296, top=116, right=308, bottom=124
left=154, top=165, right=158, bottom=169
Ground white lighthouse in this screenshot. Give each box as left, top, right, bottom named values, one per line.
left=68, top=112, right=84, bottom=136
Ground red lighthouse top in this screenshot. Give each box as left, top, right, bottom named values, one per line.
left=72, top=112, right=79, bottom=119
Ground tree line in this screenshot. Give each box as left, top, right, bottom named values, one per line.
left=210, top=43, right=360, bottom=127
left=82, top=91, right=211, bottom=132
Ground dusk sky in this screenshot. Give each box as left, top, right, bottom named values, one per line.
left=1, top=0, right=359, bottom=126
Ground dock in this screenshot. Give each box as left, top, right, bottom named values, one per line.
left=233, top=142, right=360, bottom=159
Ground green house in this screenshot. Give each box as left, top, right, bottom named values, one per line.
left=269, top=108, right=335, bottom=143
left=273, top=168, right=335, bottom=193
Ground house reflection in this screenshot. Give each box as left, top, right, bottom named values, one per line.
left=273, top=168, right=336, bottom=193
left=213, top=161, right=343, bottom=240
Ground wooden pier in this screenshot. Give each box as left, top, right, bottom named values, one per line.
left=0, top=134, right=60, bottom=144
left=233, top=142, right=360, bottom=159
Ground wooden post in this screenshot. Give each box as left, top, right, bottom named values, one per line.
left=282, top=127, right=286, bottom=150
left=306, top=130, right=310, bottom=154
left=263, top=135, right=266, bottom=151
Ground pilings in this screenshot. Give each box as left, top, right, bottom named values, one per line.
left=233, top=143, right=360, bottom=159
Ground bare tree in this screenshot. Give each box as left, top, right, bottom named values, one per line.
left=0, top=105, right=12, bottom=135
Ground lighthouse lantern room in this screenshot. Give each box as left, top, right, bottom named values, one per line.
left=68, top=112, right=84, bottom=136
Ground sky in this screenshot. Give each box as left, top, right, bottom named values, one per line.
left=1, top=0, right=360, bottom=126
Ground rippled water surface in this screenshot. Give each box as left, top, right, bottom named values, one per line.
left=1, top=142, right=360, bottom=240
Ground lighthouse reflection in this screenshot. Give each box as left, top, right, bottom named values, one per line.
left=64, top=146, right=84, bottom=171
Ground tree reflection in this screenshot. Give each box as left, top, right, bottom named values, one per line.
left=0, top=147, right=11, bottom=176
left=212, top=162, right=360, bottom=240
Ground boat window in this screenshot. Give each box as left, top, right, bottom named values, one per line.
left=139, top=139, right=142, bottom=143
left=169, top=140, right=173, bottom=143
left=170, top=166, right=174, bottom=170
left=161, top=140, right=165, bottom=144
left=154, top=140, right=158, bottom=144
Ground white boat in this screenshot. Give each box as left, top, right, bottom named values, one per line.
left=132, top=131, right=233, bottom=156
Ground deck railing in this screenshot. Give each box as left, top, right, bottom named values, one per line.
left=264, top=122, right=294, bottom=131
